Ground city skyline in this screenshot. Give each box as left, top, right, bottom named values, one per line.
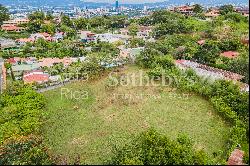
left=1, top=0, right=248, bottom=5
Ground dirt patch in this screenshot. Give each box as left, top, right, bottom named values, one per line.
left=69, top=136, right=87, bottom=146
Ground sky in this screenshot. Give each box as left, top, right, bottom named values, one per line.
left=82, top=0, right=167, bottom=4
left=81, top=0, right=248, bottom=4
left=86, top=0, right=164, bottom=3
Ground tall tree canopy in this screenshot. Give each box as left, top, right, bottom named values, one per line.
left=0, top=4, right=9, bottom=25
left=219, top=5, right=234, bottom=15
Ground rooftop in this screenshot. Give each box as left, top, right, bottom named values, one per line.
left=227, top=149, right=245, bottom=165
left=220, top=51, right=240, bottom=59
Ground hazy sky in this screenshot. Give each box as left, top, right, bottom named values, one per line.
left=82, top=0, right=167, bottom=4
left=81, top=0, right=248, bottom=4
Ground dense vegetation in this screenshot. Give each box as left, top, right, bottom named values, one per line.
left=0, top=4, right=9, bottom=25
left=0, top=84, right=52, bottom=164
left=108, top=129, right=210, bottom=165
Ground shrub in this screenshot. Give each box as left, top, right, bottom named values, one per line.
left=108, top=129, right=211, bottom=165
left=0, top=135, right=52, bottom=165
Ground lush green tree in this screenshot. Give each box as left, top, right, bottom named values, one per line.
left=60, top=25, right=76, bottom=39
left=28, top=11, right=45, bottom=21
left=41, top=23, right=56, bottom=34
left=193, top=4, right=203, bottom=13
left=210, top=80, right=249, bottom=120
left=224, top=12, right=248, bottom=23
left=218, top=37, right=243, bottom=51
left=128, top=23, right=139, bottom=37
left=0, top=85, right=45, bottom=142
left=45, top=12, right=54, bottom=21
left=219, top=5, right=234, bottom=15
left=129, top=38, right=145, bottom=48
left=154, top=19, right=193, bottom=38
left=27, top=19, right=44, bottom=33
left=108, top=129, right=210, bottom=165
left=110, top=15, right=127, bottom=29
left=193, top=41, right=220, bottom=64
left=61, top=14, right=73, bottom=27
left=27, top=11, right=45, bottom=33
left=150, top=10, right=184, bottom=25
left=136, top=48, right=165, bottom=68
left=73, top=17, right=87, bottom=30
left=0, top=4, right=9, bottom=25
left=138, top=16, right=152, bottom=26
left=227, top=53, right=249, bottom=84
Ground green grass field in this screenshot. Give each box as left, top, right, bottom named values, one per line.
left=42, top=65, right=231, bottom=164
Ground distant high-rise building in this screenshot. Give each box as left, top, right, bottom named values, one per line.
left=115, top=0, right=119, bottom=10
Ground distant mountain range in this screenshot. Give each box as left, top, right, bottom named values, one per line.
left=0, top=0, right=248, bottom=6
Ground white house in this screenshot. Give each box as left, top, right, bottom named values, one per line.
left=95, top=33, right=130, bottom=43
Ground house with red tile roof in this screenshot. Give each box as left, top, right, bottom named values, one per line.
left=137, top=26, right=153, bottom=40
left=30, top=32, right=52, bottom=41
left=16, top=38, right=34, bottom=45
left=6, top=58, right=17, bottom=65
left=78, top=30, right=96, bottom=43
left=3, top=18, right=29, bottom=25
left=205, top=9, right=220, bottom=17
left=227, top=149, right=245, bottom=165
left=235, top=7, right=249, bottom=17
left=38, top=57, right=73, bottom=68
left=23, top=70, right=49, bottom=84
left=1, top=24, right=25, bottom=32
left=220, top=51, right=240, bottom=59
left=170, top=5, right=195, bottom=15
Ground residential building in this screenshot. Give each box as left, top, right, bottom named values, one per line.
left=11, top=63, right=40, bottom=77
left=1, top=24, right=25, bottom=32
left=78, top=30, right=96, bottom=43
left=119, top=47, right=144, bottom=62
left=235, top=7, right=249, bottom=17
left=205, top=9, right=220, bottom=17
left=16, top=38, right=34, bottom=45
left=38, top=57, right=73, bottom=68
left=120, top=28, right=129, bottom=36
left=52, top=32, right=64, bottom=41
left=30, top=33, right=53, bottom=41
left=2, top=18, right=29, bottom=25
left=0, top=38, right=16, bottom=50
left=95, top=33, right=130, bottom=43
left=170, top=5, right=195, bottom=15
left=23, top=70, right=49, bottom=84
left=136, top=26, right=153, bottom=40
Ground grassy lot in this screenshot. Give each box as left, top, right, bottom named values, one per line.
left=42, top=65, right=231, bottom=164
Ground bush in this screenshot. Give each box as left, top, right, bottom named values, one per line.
left=0, top=135, right=52, bottom=165
left=108, top=129, right=211, bottom=165
left=0, top=86, right=45, bottom=142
